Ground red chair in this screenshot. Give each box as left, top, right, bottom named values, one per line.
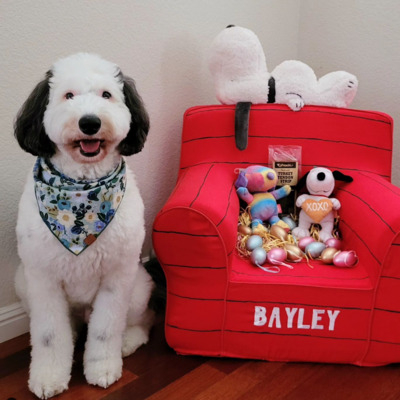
left=153, top=104, right=400, bottom=366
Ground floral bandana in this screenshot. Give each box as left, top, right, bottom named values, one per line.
left=33, top=157, right=126, bottom=255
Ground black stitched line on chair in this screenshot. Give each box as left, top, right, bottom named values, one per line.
left=190, top=165, right=214, bottom=207
left=338, top=189, right=396, bottom=234
left=217, top=183, right=235, bottom=227
left=339, top=220, right=381, bottom=264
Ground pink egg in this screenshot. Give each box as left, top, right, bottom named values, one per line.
left=333, top=250, right=358, bottom=267
left=267, top=248, right=287, bottom=265
left=325, top=238, right=342, bottom=250
left=298, top=237, right=315, bottom=251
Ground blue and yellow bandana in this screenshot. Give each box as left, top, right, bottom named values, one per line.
left=33, top=157, right=126, bottom=255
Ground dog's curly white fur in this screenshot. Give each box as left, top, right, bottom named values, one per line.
left=14, top=53, right=154, bottom=399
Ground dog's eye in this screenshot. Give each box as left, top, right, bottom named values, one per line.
left=65, top=92, right=74, bottom=100
left=102, top=91, right=112, bottom=99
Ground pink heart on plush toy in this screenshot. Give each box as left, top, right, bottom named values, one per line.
left=302, top=198, right=333, bottom=223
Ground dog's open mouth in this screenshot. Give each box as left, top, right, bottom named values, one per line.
left=77, top=140, right=104, bottom=157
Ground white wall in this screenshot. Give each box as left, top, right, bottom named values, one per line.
left=0, top=0, right=300, bottom=310
left=298, top=0, right=400, bottom=184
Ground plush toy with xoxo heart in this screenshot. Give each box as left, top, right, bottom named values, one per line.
left=292, top=167, right=353, bottom=243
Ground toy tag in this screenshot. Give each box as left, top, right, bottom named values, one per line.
left=268, top=145, right=302, bottom=216
left=273, top=161, right=298, bottom=186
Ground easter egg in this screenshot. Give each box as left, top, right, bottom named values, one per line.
left=325, top=237, right=342, bottom=250
left=246, top=235, right=263, bottom=251
left=333, top=250, right=358, bottom=267
left=282, top=216, right=297, bottom=231
left=270, top=225, right=288, bottom=241
left=298, top=237, right=315, bottom=251
left=321, top=247, right=340, bottom=264
left=238, top=224, right=252, bottom=236
left=284, top=244, right=304, bottom=262
left=250, top=247, right=267, bottom=266
left=267, top=248, right=287, bottom=265
left=305, top=242, right=326, bottom=259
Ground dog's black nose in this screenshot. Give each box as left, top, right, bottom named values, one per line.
left=79, top=115, right=101, bottom=135
left=317, top=172, right=326, bottom=181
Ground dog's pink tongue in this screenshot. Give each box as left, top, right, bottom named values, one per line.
left=80, top=140, right=100, bottom=153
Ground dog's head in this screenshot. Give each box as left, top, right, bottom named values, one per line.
left=14, top=53, right=149, bottom=165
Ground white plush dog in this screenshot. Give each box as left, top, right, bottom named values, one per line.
left=209, top=25, right=358, bottom=110
left=292, top=167, right=353, bottom=242
left=14, top=53, right=154, bottom=399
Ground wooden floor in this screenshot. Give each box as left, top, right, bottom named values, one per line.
left=2, top=315, right=400, bottom=400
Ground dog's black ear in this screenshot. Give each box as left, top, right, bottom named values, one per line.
left=14, top=71, right=56, bottom=158
left=333, top=170, right=353, bottom=183
left=117, top=74, right=149, bottom=156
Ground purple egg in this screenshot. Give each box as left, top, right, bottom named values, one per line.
left=325, top=237, right=342, bottom=250
left=333, top=250, right=358, bottom=267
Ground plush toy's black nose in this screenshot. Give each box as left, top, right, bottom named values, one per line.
left=317, top=172, right=326, bottom=181
left=79, top=115, right=101, bottom=135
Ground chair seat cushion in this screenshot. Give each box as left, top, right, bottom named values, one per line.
left=230, top=253, right=373, bottom=291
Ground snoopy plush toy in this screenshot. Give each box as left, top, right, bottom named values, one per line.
left=208, top=25, right=358, bottom=149
left=292, top=167, right=353, bottom=242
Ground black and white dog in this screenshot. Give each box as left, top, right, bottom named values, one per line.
left=14, top=53, right=154, bottom=399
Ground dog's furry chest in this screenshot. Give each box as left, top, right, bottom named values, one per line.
left=17, top=167, right=145, bottom=306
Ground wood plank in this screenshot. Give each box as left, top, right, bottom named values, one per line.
left=104, top=352, right=206, bottom=400
left=193, top=361, right=282, bottom=400
left=0, top=332, right=30, bottom=359
left=146, top=364, right=226, bottom=400
left=236, top=362, right=320, bottom=400
left=280, top=363, right=400, bottom=400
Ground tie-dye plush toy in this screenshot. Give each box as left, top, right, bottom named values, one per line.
left=235, top=165, right=291, bottom=231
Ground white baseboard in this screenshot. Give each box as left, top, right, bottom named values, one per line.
left=0, top=302, right=29, bottom=343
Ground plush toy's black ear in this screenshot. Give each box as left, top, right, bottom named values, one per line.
left=14, top=71, right=56, bottom=158
left=296, top=171, right=310, bottom=191
left=333, top=170, right=353, bottom=183
left=117, top=74, right=150, bottom=156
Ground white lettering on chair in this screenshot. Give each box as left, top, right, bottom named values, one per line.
left=327, top=310, right=341, bottom=331
left=285, top=307, right=298, bottom=328
left=253, top=306, right=341, bottom=331
left=254, top=306, right=267, bottom=326
left=268, top=307, right=282, bottom=328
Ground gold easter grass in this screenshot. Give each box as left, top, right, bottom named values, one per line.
left=236, top=208, right=341, bottom=269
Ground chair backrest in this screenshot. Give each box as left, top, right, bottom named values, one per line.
left=179, top=104, right=393, bottom=180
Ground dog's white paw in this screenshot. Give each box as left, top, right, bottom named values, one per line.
left=29, top=370, right=69, bottom=399
left=84, top=356, right=123, bottom=388
left=122, top=325, right=149, bottom=357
